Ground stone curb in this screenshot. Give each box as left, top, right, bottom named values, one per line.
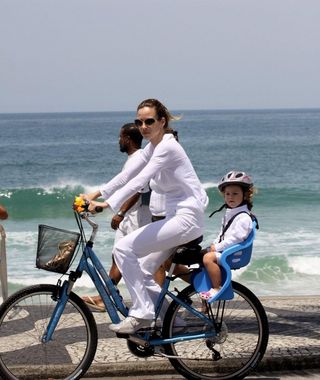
left=84, top=353, right=320, bottom=378
left=84, top=295, right=320, bottom=378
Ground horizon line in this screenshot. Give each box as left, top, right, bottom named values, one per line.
left=1, top=106, right=320, bottom=116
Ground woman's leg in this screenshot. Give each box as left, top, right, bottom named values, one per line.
left=113, top=211, right=203, bottom=320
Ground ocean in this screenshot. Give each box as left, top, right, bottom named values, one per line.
left=1, top=109, right=320, bottom=299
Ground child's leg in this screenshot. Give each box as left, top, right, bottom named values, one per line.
left=199, top=251, right=222, bottom=300
left=202, top=251, right=221, bottom=289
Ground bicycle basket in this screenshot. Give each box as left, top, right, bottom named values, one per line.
left=36, top=225, right=81, bottom=274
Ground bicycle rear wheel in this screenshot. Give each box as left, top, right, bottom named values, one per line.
left=163, top=281, right=269, bottom=380
left=0, top=284, right=98, bottom=380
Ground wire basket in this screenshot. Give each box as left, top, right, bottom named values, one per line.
left=36, top=225, right=81, bottom=274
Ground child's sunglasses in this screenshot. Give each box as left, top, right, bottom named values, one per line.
left=134, top=118, right=157, bottom=127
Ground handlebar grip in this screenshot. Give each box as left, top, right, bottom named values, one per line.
left=95, top=206, right=103, bottom=213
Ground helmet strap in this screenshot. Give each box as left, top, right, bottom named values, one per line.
left=209, top=203, right=226, bottom=218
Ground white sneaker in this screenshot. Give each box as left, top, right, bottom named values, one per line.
left=109, top=316, right=153, bottom=334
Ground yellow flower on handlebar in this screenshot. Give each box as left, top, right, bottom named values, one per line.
left=73, top=196, right=86, bottom=213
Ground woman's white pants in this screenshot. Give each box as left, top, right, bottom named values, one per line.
left=113, top=210, right=204, bottom=319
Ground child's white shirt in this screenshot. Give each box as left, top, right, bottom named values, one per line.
left=213, top=204, right=253, bottom=253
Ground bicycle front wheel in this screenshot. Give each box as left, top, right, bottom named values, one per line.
left=0, top=284, right=98, bottom=380
left=163, top=281, right=269, bottom=380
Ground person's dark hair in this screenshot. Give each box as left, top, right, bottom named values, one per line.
left=137, top=99, right=180, bottom=130
left=121, top=123, right=143, bottom=148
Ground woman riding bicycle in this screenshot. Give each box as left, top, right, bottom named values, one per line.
left=82, top=98, right=208, bottom=334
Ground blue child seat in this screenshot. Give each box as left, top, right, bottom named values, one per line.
left=192, top=220, right=257, bottom=303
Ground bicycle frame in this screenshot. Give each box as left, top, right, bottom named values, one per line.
left=0, top=208, right=268, bottom=380
left=43, top=213, right=218, bottom=346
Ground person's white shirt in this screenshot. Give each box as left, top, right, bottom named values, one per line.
left=114, top=149, right=151, bottom=243
left=149, top=190, right=166, bottom=218
left=100, top=134, right=208, bottom=216
left=213, top=204, right=253, bottom=253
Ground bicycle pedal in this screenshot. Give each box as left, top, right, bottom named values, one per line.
left=127, top=334, right=149, bottom=347
left=116, top=332, right=150, bottom=347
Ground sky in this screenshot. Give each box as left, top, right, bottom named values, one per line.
left=0, top=0, right=320, bottom=113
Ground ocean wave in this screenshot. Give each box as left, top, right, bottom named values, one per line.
left=7, top=254, right=320, bottom=298
left=5, top=231, right=37, bottom=248
left=0, top=179, right=102, bottom=195
left=238, top=254, right=320, bottom=282
left=288, top=256, right=320, bottom=276
left=1, top=182, right=220, bottom=220
left=202, top=182, right=218, bottom=190
left=4, top=178, right=313, bottom=195
left=227, top=253, right=320, bottom=297
left=1, top=180, right=218, bottom=194
left=0, top=181, right=109, bottom=220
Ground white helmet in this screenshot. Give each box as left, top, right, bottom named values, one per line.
left=218, top=171, right=253, bottom=191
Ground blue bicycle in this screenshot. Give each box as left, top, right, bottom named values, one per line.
left=0, top=207, right=268, bottom=380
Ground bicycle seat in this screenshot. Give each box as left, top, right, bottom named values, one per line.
left=171, top=236, right=203, bottom=266
left=192, top=220, right=258, bottom=303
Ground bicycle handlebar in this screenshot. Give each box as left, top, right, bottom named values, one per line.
left=74, top=196, right=104, bottom=214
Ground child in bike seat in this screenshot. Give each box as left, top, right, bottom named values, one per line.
left=200, top=170, right=255, bottom=301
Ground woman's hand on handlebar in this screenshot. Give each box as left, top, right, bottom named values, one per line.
left=74, top=193, right=108, bottom=214
left=87, top=200, right=108, bottom=214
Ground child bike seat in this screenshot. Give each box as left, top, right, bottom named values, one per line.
left=192, top=220, right=258, bottom=303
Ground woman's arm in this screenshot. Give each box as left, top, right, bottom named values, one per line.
left=106, top=139, right=176, bottom=212
left=99, top=147, right=149, bottom=200
left=80, top=146, right=150, bottom=213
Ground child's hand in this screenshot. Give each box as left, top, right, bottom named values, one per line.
left=201, top=244, right=215, bottom=255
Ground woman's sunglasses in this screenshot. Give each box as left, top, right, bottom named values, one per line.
left=134, top=118, right=157, bottom=127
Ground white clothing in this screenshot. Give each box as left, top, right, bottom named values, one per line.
left=113, top=150, right=151, bottom=247
left=100, top=134, right=208, bottom=216
left=213, top=204, right=253, bottom=254
left=100, top=134, right=208, bottom=319
left=115, top=210, right=204, bottom=319
left=149, top=190, right=166, bottom=217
